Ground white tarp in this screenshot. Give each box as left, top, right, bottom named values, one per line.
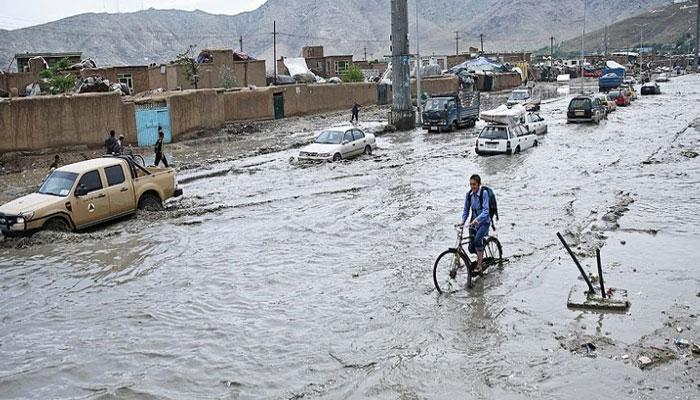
left=284, top=57, right=312, bottom=77
left=480, top=104, right=527, bottom=125
left=606, top=60, right=626, bottom=70
left=557, top=74, right=571, bottom=83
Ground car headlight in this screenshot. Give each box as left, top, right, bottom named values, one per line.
left=318, top=153, right=330, bottom=158
left=299, top=152, right=309, bottom=156
left=15, top=217, right=25, bottom=225
left=21, top=211, right=35, bottom=221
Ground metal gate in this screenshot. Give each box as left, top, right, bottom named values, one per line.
left=135, top=102, right=171, bottom=147
left=273, top=93, right=284, bottom=119
left=377, top=84, right=388, bottom=105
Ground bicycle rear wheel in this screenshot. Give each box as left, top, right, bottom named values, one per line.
left=433, top=249, right=471, bottom=293
left=483, top=237, right=503, bottom=266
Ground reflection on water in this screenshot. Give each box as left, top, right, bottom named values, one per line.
left=1, top=76, right=700, bottom=399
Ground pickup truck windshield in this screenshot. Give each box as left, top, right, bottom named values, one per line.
left=39, top=171, right=78, bottom=197
left=315, top=130, right=343, bottom=144
left=479, top=126, right=508, bottom=140
left=424, top=99, right=450, bottom=111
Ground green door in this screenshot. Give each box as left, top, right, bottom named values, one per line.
left=273, top=93, right=284, bottom=119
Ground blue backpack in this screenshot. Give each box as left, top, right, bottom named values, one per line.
left=468, top=186, right=499, bottom=227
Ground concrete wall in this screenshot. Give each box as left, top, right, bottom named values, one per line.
left=166, top=89, right=225, bottom=138
left=0, top=92, right=135, bottom=152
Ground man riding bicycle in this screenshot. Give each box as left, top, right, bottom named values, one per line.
left=460, top=174, right=490, bottom=274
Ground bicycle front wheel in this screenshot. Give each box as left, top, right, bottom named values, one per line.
left=433, top=249, right=471, bottom=294
left=483, top=237, right=503, bottom=265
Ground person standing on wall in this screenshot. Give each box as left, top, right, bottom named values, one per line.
left=154, top=126, right=169, bottom=168
left=350, top=101, right=362, bottom=124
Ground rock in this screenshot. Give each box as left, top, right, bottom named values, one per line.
left=638, top=356, right=653, bottom=369
left=680, top=150, right=699, bottom=158
left=351, top=272, right=360, bottom=278
left=675, top=337, right=690, bottom=348
left=620, top=240, right=626, bottom=245
left=677, top=327, right=683, bottom=333
left=691, top=343, right=700, bottom=355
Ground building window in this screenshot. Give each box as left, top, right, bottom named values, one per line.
left=117, top=74, right=133, bottom=92
left=335, top=61, right=349, bottom=75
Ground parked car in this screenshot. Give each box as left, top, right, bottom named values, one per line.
left=298, top=126, right=376, bottom=161
left=506, top=88, right=541, bottom=111
left=607, top=90, right=630, bottom=107
left=656, top=73, right=669, bottom=82
left=619, top=84, right=637, bottom=101
left=422, top=92, right=480, bottom=132
left=0, top=156, right=182, bottom=235
left=567, top=96, right=606, bottom=124
left=475, top=123, right=538, bottom=155
left=521, top=113, right=548, bottom=135
left=595, top=93, right=616, bottom=113
left=622, top=77, right=637, bottom=85
left=641, top=82, right=661, bottom=95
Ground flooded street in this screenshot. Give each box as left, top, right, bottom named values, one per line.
left=1, top=75, right=699, bottom=399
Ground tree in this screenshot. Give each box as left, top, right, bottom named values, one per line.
left=341, top=64, right=365, bottom=82
left=37, top=57, right=77, bottom=95
left=174, top=45, right=200, bottom=89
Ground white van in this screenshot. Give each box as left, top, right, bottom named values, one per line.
left=475, top=123, right=538, bottom=155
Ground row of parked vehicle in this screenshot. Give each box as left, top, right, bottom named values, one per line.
left=568, top=77, right=664, bottom=124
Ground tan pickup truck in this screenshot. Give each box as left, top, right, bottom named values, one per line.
left=0, top=156, right=182, bottom=235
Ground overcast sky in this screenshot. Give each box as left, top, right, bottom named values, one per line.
left=0, top=0, right=267, bottom=30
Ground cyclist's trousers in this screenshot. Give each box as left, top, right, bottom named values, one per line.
left=468, top=223, right=490, bottom=253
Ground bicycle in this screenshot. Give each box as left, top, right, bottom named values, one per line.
left=433, top=224, right=503, bottom=293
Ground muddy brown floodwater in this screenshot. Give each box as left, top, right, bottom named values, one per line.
left=1, top=77, right=699, bottom=399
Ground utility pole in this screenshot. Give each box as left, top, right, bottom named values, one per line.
left=390, top=0, right=415, bottom=130
left=364, top=47, right=367, bottom=62
left=455, top=31, right=459, bottom=55
left=695, top=0, right=699, bottom=71
left=480, top=33, right=484, bottom=53
left=273, top=20, right=277, bottom=83
left=580, top=0, right=586, bottom=94
left=604, top=25, right=608, bottom=57
left=635, top=23, right=647, bottom=80
left=550, top=36, right=554, bottom=67
left=416, top=0, right=422, bottom=125
left=239, top=35, right=243, bottom=52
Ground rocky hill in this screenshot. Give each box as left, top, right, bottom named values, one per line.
left=0, top=0, right=669, bottom=71
left=559, top=1, right=699, bottom=54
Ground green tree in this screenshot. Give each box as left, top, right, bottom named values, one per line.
left=37, top=57, right=77, bottom=95
left=174, top=45, right=200, bottom=89
left=341, top=64, right=365, bottom=83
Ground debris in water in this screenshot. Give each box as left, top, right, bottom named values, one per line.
left=638, top=356, right=653, bottom=369
left=680, top=150, right=699, bottom=158
left=674, top=337, right=690, bottom=348
left=621, top=354, right=629, bottom=360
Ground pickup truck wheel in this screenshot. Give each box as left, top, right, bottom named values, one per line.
left=138, top=193, right=163, bottom=211
left=363, top=146, right=372, bottom=155
left=333, top=153, right=342, bottom=162
left=533, top=140, right=539, bottom=147
left=44, top=217, right=70, bottom=232
left=514, top=146, right=521, bottom=154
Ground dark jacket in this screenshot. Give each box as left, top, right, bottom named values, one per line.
left=155, top=138, right=164, bottom=154
left=105, top=136, right=119, bottom=154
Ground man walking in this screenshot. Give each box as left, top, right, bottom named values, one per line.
left=350, top=102, right=362, bottom=124
left=105, top=130, right=119, bottom=154
left=154, top=126, right=169, bottom=168
left=461, top=174, right=490, bottom=274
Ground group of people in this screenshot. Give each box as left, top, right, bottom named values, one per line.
left=104, top=126, right=169, bottom=167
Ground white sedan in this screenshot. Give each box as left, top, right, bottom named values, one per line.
left=522, top=113, right=548, bottom=135
left=298, top=126, right=376, bottom=161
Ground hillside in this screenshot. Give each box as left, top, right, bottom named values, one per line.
left=0, top=0, right=669, bottom=71
left=559, top=1, right=698, bottom=54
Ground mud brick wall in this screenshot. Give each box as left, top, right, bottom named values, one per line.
left=0, top=72, right=36, bottom=96
left=0, top=92, right=135, bottom=152
left=167, top=89, right=225, bottom=138
left=223, top=89, right=274, bottom=121
left=278, top=83, right=379, bottom=117
left=231, top=60, right=266, bottom=88
left=148, top=66, right=167, bottom=90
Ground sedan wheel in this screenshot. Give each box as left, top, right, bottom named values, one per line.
left=364, top=146, right=372, bottom=155
left=333, top=153, right=342, bottom=162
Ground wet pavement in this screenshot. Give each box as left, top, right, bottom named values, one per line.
left=1, top=76, right=699, bottom=399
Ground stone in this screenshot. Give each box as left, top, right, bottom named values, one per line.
left=638, top=356, right=653, bottom=369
